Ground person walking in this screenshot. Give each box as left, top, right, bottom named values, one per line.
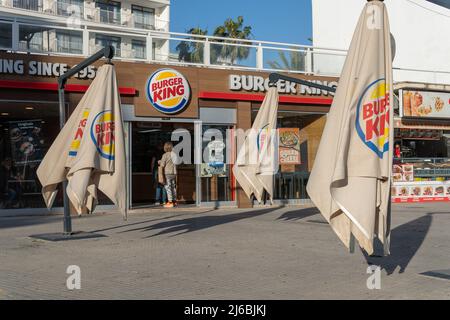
left=159, top=142, right=177, bottom=208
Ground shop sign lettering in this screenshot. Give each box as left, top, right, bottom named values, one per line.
left=229, top=74, right=337, bottom=96
left=0, top=58, right=96, bottom=79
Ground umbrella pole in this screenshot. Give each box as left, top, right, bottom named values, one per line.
left=58, top=85, right=72, bottom=235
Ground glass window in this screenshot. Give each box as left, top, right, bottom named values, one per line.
left=56, top=30, right=83, bottom=54
left=251, top=110, right=326, bottom=200
left=426, top=0, right=450, bottom=9
left=95, top=34, right=121, bottom=57
left=96, top=0, right=121, bottom=25
left=13, top=0, right=42, bottom=11
left=57, top=0, right=84, bottom=17
left=131, top=5, right=155, bottom=29
left=0, top=23, right=12, bottom=49
left=0, top=101, right=62, bottom=209
left=18, top=25, right=47, bottom=52
left=201, top=125, right=233, bottom=202
left=132, top=39, right=146, bottom=59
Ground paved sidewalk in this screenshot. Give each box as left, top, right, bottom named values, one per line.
left=0, top=203, right=449, bottom=299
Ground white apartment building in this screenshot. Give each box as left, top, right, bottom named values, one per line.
left=313, top=0, right=450, bottom=204
left=0, top=0, right=170, bottom=60
left=312, top=0, right=450, bottom=84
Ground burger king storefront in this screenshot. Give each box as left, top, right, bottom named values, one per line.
left=0, top=52, right=337, bottom=213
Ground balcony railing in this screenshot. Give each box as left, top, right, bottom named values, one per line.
left=2, top=20, right=449, bottom=82
left=0, top=21, right=349, bottom=76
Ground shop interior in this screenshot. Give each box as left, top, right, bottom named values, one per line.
left=252, top=110, right=326, bottom=201
left=394, top=128, right=450, bottom=182
left=131, top=121, right=195, bottom=207
left=0, top=100, right=61, bottom=209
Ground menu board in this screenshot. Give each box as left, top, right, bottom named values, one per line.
left=278, top=128, right=301, bottom=165
left=401, top=89, right=450, bottom=118
left=392, top=181, right=450, bottom=203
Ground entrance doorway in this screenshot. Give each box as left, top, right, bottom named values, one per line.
left=130, top=121, right=195, bottom=207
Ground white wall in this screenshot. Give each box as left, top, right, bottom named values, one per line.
left=312, top=0, right=450, bottom=84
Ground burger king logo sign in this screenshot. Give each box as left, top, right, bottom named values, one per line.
left=146, top=68, right=190, bottom=114
left=90, top=110, right=115, bottom=160
left=355, top=78, right=390, bottom=159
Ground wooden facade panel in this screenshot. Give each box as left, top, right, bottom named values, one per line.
left=235, top=100, right=253, bottom=208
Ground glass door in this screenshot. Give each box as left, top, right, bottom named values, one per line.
left=130, top=121, right=195, bottom=208
left=200, top=124, right=235, bottom=204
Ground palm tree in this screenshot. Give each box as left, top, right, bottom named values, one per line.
left=212, top=16, right=252, bottom=65
left=267, top=50, right=306, bottom=72
left=175, top=27, right=208, bottom=63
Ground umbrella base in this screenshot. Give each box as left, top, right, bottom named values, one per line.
left=29, top=231, right=106, bottom=241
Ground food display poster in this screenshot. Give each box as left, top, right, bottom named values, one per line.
left=401, top=89, right=450, bottom=118
left=392, top=181, right=450, bottom=203
left=8, top=120, right=44, bottom=165
left=278, top=128, right=301, bottom=165
left=392, top=164, right=414, bottom=182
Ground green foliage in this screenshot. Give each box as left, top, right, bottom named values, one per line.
left=175, top=16, right=253, bottom=65
left=267, top=50, right=306, bottom=71
left=176, top=27, right=208, bottom=63
left=212, top=16, right=252, bottom=65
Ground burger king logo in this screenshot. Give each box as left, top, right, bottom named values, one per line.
left=90, top=110, right=115, bottom=160
left=257, top=124, right=270, bottom=155
left=146, top=68, right=190, bottom=114
left=69, top=109, right=90, bottom=157
left=355, top=79, right=390, bottom=159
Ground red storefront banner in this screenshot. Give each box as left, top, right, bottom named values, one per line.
left=392, top=196, right=450, bottom=203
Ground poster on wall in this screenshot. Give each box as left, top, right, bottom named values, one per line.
left=8, top=120, right=44, bottom=166
left=392, top=181, right=450, bottom=203
left=401, top=89, right=450, bottom=118
left=278, top=128, right=301, bottom=165
left=393, top=164, right=414, bottom=182
left=201, top=140, right=227, bottom=177
left=201, top=163, right=227, bottom=177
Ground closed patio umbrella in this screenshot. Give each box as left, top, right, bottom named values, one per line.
left=306, top=0, right=393, bottom=255
left=233, top=86, right=279, bottom=203
left=37, top=63, right=127, bottom=218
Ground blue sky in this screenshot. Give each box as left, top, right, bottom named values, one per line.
left=170, top=0, right=312, bottom=45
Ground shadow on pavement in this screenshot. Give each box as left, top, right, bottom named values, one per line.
left=122, top=207, right=280, bottom=238
left=89, top=212, right=205, bottom=233
left=364, top=213, right=441, bottom=275
left=0, top=215, right=62, bottom=229
left=277, top=207, right=320, bottom=221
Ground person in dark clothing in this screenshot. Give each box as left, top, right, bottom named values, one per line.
left=0, top=158, right=22, bottom=209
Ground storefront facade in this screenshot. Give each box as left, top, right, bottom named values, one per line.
left=392, top=82, right=450, bottom=202
left=0, top=52, right=338, bottom=212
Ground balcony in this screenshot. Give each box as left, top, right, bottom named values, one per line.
left=2, top=20, right=448, bottom=82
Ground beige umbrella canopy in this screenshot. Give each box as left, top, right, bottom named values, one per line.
left=37, top=64, right=127, bottom=218
left=306, top=0, right=393, bottom=255
left=233, top=86, right=279, bottom=203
